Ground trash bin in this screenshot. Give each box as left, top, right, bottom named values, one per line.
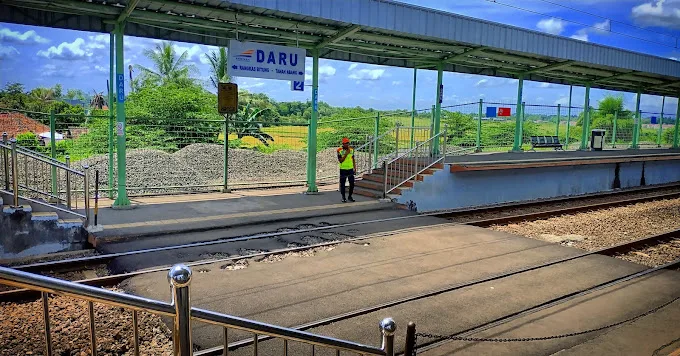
left=591, top=129, right=606, bottom=151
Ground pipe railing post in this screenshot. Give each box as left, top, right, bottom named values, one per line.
left=556, top=104, right=561, bottom=138
left=49, top=109, right=58, bottom=201
left=222, top=114, right=230, bottom=193
left=395, top=123, right=400, bottom=158
left=380, top=318, right=396, bottom=356
left=442, top=124, right=448, bottom=161
left=658, top=96, right=665, bottom=148
left=169, top=264, right=193, bottom=356
left=65, top=156, right=72, bottom=210
left=83, top=165, right=90, bottom=228
left=674, top=97, right=680, bottom=149
left=374, top=113, right=380, bottom=168
left=382, top=160, right=388, bottom=199
left=2, top=132, right=8, bottom=191
left=10, top=138, right=19, bottom=207
left=404, top=322, right=416, bottom=356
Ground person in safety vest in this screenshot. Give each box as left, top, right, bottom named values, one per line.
left=337, top=137, right=356, bottom=203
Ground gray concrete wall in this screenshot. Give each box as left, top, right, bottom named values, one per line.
left=396, top=159, right=680, bottom=212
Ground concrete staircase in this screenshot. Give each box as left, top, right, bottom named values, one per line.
left=0, top=195, right=86, bottom=259
left=354, top=158, right=444, bottom=199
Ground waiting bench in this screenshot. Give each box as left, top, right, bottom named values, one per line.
left=529, top=136, right=563, bottom=151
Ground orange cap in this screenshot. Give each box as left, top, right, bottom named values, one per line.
left=342, top=137, right=350, bottom=144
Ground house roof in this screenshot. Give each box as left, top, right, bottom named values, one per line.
left=0, top=112, right=50, bottom=139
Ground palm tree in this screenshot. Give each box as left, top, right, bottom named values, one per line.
left=204, top=47, right=231, bottom=89
left=231, top=103, right=274, bottom=146
left=134, top=41, right=198, bottom=87
left=30, top=87, right=55, bottom=105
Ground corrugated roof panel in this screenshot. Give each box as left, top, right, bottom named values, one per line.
left=223, top=0, right=679, bottom=79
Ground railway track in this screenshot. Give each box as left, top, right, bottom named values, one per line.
left=2, top=184, right=680, bottom=302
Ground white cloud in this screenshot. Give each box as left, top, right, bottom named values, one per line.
left=40, top=63, right=75, bottom=78
left=240, top=82, right=265, bottom=89
left=37, top=38, right=92, bottom=60
left=349, top=68, right=386, bottom=80
left=0, top=45, right=19, bottom=59
left=94, top=65, right=107, bottom=73
left=304, top=64, right=337, bottom=83
left=173, top=44, right=203, bottom=61
left=593, top=19, right=611, bottom=34
left=671, top=57, right=679, bottom=60
left=348, top=63, right=358, bottom=71
left=536, top=18, right=566, bottom=35
left=632, top=0, right=680, bottom=30
left=392, top=81, right=402, bottom=86
left=474, top=78, right=514, bottom=88
left=0, top=28, right=49, bottom=44
left=571, top=32, right=589, bottom=41
left=475, top=79, right=490, bottom=87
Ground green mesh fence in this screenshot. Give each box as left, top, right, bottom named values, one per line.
left=639, top=110, right=674, bottom=148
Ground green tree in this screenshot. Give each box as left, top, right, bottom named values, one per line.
left=204, top=47, right=231, bottom=89
left=134, top=42, right=198, bottom=87
left=53, top=84, right=63, bottom=99
left=65, top=89, right=86, bottom=101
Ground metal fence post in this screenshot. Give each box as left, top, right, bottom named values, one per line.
left=222, top=114, right=230, bottom=193
left=632, top=110, right=641, bottom=149
left=169, top=264, right=193, bottom=356
left=374, top=113, right=380, bottom=168
left=658, top=96, right=665, bottom=148
left=395, top=123, right=400, bottom=158
left=10, top=138, right=19, bottom=207
left=612, top=111, right=618, bottom=148
left=83, top=165, right=91, bottom=227
left=2, top=132, right=8, bottom=191
left=674, top=98, right=680, bottom=149
left=556, top=104, right=561, bottom=138
left=404, top=322, right=416, bottom=356
left=49, top=110, right=57, bottom=200
left=442, top=124, right=448, bottom=161
left=476, top=99, right=483, bottom=152
left=65, top=156, right=72, bottom=209
left=380, top=318, right=396, bottom=356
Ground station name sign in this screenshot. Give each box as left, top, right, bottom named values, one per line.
left=227, top=40, right=306, bottom=82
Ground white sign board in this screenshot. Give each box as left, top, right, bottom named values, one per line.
left=227, top=40, right=306, bottom=82
left=116, top=122, right=124, bottom=136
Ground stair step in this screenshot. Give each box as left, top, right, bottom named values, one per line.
left=57, top=218, right=84, bottom=228
left=390, top=161, right=445, bottom=170
left=31, top=212, right=59, bottom=221
left=357, top=174, right=414, bottom=187
left=372, top=167, right=437, bottom=176
left=355, top=180, right=386, bottom=191
left=354, top=187, right=385, bottom=199
left=2, top=204, right=33, bottom=214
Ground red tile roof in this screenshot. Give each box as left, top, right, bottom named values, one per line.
left=0, top=112, right=50, bottom=139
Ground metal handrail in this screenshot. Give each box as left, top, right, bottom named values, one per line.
left=386, top=131, right=444, bottom=166
left=0, top=264, right=394, bottom=356
left=383, top=130, right=447, bottom=196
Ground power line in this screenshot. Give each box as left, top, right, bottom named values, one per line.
left=484, top=0, right=679, bottom=50
left=533, top=0, right=679, bottom=41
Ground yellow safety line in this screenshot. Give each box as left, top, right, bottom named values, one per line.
left=103, top=201, right=379, bottom=230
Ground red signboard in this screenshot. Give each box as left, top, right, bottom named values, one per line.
left=498, top=107, right=511, bottom=117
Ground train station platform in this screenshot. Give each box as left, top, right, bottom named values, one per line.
left=88, top=185, right=395, bottom=246
left=395, top=149, right=680, bottom=212
left=121, top=223, right=680, bottom=355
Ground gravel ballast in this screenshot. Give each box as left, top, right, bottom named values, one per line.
left=0, top=290, right=173, bottom=356
left=490, top=197, right=680, bottom=267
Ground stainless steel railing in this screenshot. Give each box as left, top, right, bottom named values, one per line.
left=0, top=133, right=90, bottom=224
left=0, top=264, right=394, bottom=356
left=382, top=128, right=448, bottom=197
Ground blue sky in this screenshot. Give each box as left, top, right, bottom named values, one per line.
left=1, top=0, right=679, bottom=114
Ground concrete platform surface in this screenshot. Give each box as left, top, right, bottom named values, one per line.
left=445, top=148, right=680, bottom=165
left=120, top=224, right=679, bottom=355
left=89, top=185, right=393, bottom=243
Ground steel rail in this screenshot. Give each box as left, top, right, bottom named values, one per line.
left=8, top=186, right=680, bottom=274
left=193, top=227, right=680, bottom=355
left=411, top=257, right=680, bottom=354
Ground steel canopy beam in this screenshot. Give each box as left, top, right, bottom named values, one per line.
left=522, top=60, right=575, bottom=75
left=117, top=0, right=140, bottom=23
left=315, top=25, right=361, bottom=49
left=592, top=71, right=637, bottom=84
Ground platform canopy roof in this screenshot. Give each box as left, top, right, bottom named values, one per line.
left=2, top=0, right=680, bottom=97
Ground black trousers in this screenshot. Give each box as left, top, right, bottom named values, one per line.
left=339, top=169, right=355, bottom=198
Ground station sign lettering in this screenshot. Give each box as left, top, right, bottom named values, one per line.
left=227, top=40, right=306, bottom=82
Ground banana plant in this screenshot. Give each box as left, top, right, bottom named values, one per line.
left=229, top=102, right=274, bottom=146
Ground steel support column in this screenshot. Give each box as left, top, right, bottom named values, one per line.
left=658, top=96, right=665, bottom=147
left=565, top=85, right=572, bottom=149
left=674, top=96, right=680, bottom=149
left=306, top=49, right=319, bottom=193
left=512, top=76, right=524, bottom=151
left=433, top=62, right=443, bottom=154
left=410, top=68, right=417, bottom=149
left=108, top=31, right=115, bottom=199
left=579, top=84, right=591, bottom=150
left=631, top=90, right=642, bottom=149
left=113, top=23, right=130, bottom=207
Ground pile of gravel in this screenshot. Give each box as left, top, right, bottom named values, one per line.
left=11, top=144, right=372, bottom=196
